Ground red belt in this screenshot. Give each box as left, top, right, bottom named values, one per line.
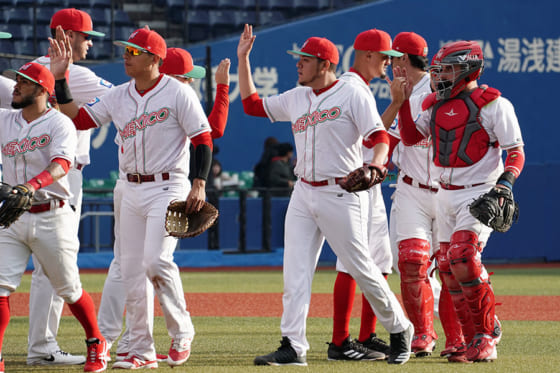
left=300, top=177, right=344, bottom=187
left=439, top=182, right=485, bottom=190
left=402, top=175, right=438, bottom=193
left=126, top=172, right=170, bottom=183
left=29, top=200, right=64, bottom=214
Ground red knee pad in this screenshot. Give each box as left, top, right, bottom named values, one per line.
left=448, top=230, right=483, bottom=284
left=398, top=238, right=431, bottom=282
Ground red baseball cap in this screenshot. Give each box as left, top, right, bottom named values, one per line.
left=287, top=37, right=339, bottom=65
left=8, top=62, right=55, bottom=94
left=353, top=29, right=403, bottom=57
left=50, top=8, right=105, bottom=38
left=114, top=28, right=167, bottom=59
left=160, top=48, right=206, bottom=79
left=393, top=32, right=428, bottom=57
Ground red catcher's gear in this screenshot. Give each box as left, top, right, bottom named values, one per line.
left=422, top=85, right=500, bottom=168
left=398, top=238, right=435, bottom=337
left=449, top=230, right=496, bottom=336
left=430, top=40, right=484, bottom=100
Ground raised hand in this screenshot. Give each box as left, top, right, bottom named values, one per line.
left=237, top=24, right=256, bottom=59
left=48, top=25, right=72, bottom=80
left=215, top=58, right=231, bottom=86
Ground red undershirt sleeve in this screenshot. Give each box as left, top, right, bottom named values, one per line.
left=242, top=92, right=267, bottom=117
left=208, top=84, right=229, bottom=139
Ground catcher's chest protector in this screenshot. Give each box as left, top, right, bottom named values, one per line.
left=424, top=86, right=501, bottom=168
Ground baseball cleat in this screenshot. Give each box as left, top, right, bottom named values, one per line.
left=167, top=337, right=192, bottom=366
left=254, top=337, right=307, bottom=366
left=447, top=343, right=472, bottom=363
left=116, top=353, right=167, bottom=363
left=387, top=323, right=413, bottom=365
left=84, top=338, right=108, bottom=372
left=411, top=334, right=437, bottom=357
left=358, top=333, right=391, bottom=356
left=492, top=315, right=502, bottom=345
left=27, top=350, right=86, bottom=365
left=112, top=355, right=157, bottom=369
left=466, top=334, right=497, bottom=362
left=0, top=357, right=4, bottom=373
left=327, top=337, right=386, bottom=361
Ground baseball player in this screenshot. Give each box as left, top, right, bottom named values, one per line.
left=397, top=40, right=524, bottom=362
left=96, top=47, right=230, bottom=362
left=0, top=62, right=108, bottom=373
left=382, top=31, right=443, bottom=358
left=328, top=29, right=403, bottom=361
left=25, top=8, right=113, bottom=366
left=237, top=24, right=413, bottom=366
left=49, top=27, right=213, bottom=369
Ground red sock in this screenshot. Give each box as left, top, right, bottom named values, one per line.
left=359, top=293, right=376, bottom=341
left=332, top=272, right=356, bottom=346
left=0, top=296, right=9, bottom=354
left=358, top=274, right=386, bottom=341
left=67, top=290, right=102, bottom=340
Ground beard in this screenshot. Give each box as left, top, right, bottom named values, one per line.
left=11, top=94, right=35, bottom=109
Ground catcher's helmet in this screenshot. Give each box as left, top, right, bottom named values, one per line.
left=429, top=40, right=484, bottom=100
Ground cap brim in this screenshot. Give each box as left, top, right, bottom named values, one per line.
left=287, top=50, right=316, bottom=58
left=0, top=32, right=12, bottom=39
left=83, top=30, right=105, bottom=38
left=114, top=40, right=148, bottom=53
left=381, top=50, right=404, bottom=57
left=184, top=65, right=206, bottom=79
left=5, top=69, right=39, bottom=85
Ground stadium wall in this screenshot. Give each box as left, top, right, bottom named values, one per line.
left=78, top=0, right=556, bottom=267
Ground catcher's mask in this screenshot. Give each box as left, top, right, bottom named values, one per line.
left=429, top=40, right=484, bottom=100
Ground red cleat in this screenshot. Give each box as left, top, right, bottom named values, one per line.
left=167, top=338, right=192, bottom=366
left=84, top=338, right=108, bottom=372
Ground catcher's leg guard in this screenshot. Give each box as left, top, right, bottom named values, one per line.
left=448, top=230, right=495, bottom=337
left=398, top=239, right=435, bottom=339
left=439, top=241, right=475, bottom=345
left=436, top=243, right=465, bottom=356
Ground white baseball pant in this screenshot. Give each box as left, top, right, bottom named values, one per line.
left=281, top=181, right=411, bottom=356
left=119, top=174, right=194, bottom=361
left=27, top=166, right=84, bottom=360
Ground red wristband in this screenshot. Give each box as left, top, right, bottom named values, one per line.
left=504, top=150, right=524, bottom=178
left=28, top=170, right=54, bottom=190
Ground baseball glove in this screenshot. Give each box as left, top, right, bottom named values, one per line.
left=469, top=186, right=519, bottom=233
left=165, top=200, right=219, bottom=238
left=0, top=183, right=34, bottom=228
left=338, top=164, right=388, bottom=193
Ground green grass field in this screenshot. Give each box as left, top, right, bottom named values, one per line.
left=4, top=266, right=560, bottom=372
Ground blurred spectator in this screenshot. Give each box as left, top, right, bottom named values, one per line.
left=268, top=142, right=296, bottom=196
left=253, top=136, right=279, bottom=189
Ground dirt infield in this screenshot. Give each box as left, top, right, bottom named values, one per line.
left=8, top=293, right=560, bottom=321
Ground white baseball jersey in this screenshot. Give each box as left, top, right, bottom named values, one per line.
left=33, top=56, right=113, bottom=166
left=0, top=76, right=15, bottom=170
left=338, top=71, right=385, bottom=165
left=0, top=76, right=15, bottom=109
left=82, top=74, right=210, bottom=176
left=263, top=79, right=383, bottom=180
left=388, top=74, right=439, bottom=187
left=0, top=108, right=76, bottom=201
left=414, top=92, right=524, bottom=185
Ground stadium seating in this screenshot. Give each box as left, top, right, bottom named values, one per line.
left=217, top=0, right=256, bottom=10
left=209, top=9, right=238, bottom=38
left=185, top=9, right=211, bottom=41
left=191, top=0, right=219, bottom=10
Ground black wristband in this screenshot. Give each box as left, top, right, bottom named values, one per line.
left=193, top=144, right=212, bottom=181
left=54, top=78, right=73, bottom=104
left=497, top=171, right=516, bottom=189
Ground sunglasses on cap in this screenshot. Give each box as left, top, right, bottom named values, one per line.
left=125, top=46, right=144, bottom=56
